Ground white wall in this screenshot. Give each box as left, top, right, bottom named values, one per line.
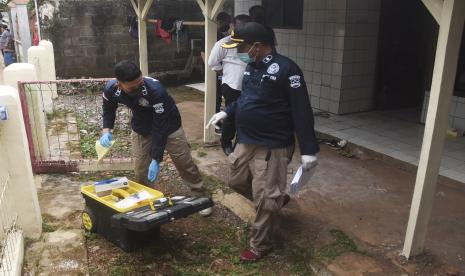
left=422, top=92, right=465, bottom=131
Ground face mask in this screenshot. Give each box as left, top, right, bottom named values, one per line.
left=238, top=53, right=254, bottom=64
left=238, top=44, right=258, bottom=64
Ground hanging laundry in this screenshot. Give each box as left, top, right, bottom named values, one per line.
left=173, top=20, right=184, bottom=53
left=129, top=16, right=138, bottom=39
left=155, top=19, right=172, bottom=43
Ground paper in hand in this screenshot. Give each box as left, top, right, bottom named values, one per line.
left=289, top=165, right=316, bottom=196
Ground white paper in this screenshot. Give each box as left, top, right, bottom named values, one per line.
left=115, top=190, right=154, bottom=209
left=289, top=165, right=316, bottom=196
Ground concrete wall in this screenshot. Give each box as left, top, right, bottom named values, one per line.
left=0, top=84, right=42, bottom=239
left=422, top=92, right=465, bottom=131
left=40, top=0, right=229, bottom=78
left=234, top=0, right=381, bottom=115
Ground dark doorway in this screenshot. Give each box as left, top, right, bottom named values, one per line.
left=375, top=0, right=439, bottom=111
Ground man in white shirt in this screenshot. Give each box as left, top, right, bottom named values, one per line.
left=208, top=14, right=251, bottom=155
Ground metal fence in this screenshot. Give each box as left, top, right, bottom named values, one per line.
left=0, top=174, right=22, bottom=276
left=18, top=79, right=134, bottom=173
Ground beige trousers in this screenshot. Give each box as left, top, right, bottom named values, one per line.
left=132, top=127, right=203, bottom=191
left=227, top=143, right=294, bottom=253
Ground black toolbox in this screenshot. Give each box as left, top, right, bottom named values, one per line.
left=81, top=180, right=213, bottom=251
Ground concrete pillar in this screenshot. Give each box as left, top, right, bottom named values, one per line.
left=28, top=46, right=53, bottom=113
left=15, top=4, right=32, bottom=61
left=402, top=0, right=465, bottom=258
left=0, top=85, right=42, bottom=239
left=203, top=0, right=218, bottom=143
left=138, top=0, right=149, bottom=76
left=38, top=40, right=58, bottom=98
left=4, top=63, right=50, bottom=161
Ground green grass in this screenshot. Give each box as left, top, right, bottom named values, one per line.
left=42, top=216, right=58, bottom=233
left=316, top=229, right=358, bottom=259
left=197, top=150, right=207, bottom=157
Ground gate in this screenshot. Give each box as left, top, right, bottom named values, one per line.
left=18, top=79, right=134, bottom=173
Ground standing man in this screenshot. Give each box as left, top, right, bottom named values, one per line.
left=1, top=24, right=15, bottom=66
left=207, top=22, right=319, bottom=261
left=208, top=14, right=250, bottom=155
left=101, top=60, right=212, bottom=216
left=0, top=24, right=9, bottom=56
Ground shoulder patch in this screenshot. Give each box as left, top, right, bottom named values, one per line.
left=267, top=63, right=280, bottom=74
left=153, top=103, right=164, bottom=114
left=138, top=97, right=150, bottom=107
left=289, top=75, right=302, bottom=88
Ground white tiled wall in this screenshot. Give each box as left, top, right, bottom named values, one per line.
left=339, top=0, right=380, bottom=114
left=234, top=0, right=381, bottom=114
left=421, top=92, right=465, bottom=131
left=234, top=0, right=260, bottom=15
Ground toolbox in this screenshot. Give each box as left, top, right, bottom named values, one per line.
left=81, top=179, right=213, bottom=252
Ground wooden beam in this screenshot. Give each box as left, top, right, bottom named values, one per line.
left=196, top=0, right=206, bottom=15
left=138, top=0, right=149, bottom=75
left=402, top=0, right=465, bottom=258
left=140, top=0, right=153, bottom=20
left=146, top=19, right=205, bottom=26
left=211, top=0, right=226, bottom=20
left=203, top=0, right=217, bottom=143
left=422, top=0, right=444, bottom=23
left=130, top=0, right=139, bottom=17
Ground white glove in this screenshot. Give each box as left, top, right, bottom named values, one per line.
left=206, top=111, right=228, bottom=130
left=301, top=155, right=318, bottom=171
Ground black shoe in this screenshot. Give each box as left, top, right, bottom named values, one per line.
left=215, top=128, right=222, bottom=136
left=221, top=141, right=233, bottom=156
left=222, top=145, right=233, bottom=156
left=282, top=194, right=290, bottom=207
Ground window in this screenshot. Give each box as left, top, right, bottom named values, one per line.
left=262, top=0, right=304, bottom=30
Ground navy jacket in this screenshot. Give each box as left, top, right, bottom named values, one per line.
left=102, top=77, right=181, bottom=162
left=225, top=52, right=319, bottom=155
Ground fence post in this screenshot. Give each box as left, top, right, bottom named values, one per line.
left=38, top=40, right=58, bottom=99
left=4, top=63, right=50, bottom=161
left=28, top=46, right=53, bottom=113
left=0, top=85, right=42, bottom=239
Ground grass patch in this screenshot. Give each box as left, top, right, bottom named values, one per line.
left=42, top=216, right=58, bottom=233
left=201, top=173, right=229, bottom=194
left=197, top=150, right=207, bottom=157
left=190, top=142, right=199, bottom=151
left=316, top=229, right=358, bottom=259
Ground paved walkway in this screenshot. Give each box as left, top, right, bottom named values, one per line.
left=313, top=108, right=465, bottom=183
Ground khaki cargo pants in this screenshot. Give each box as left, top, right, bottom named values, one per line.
left=228, top=143, right=294, bottom=253
left=132, top=127, right=203, bottom=191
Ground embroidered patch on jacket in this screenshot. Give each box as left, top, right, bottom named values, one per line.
left=263, top=55, right=273, bottom=63
left=267, top=63, right=280, bottom=74
left=138, top=97, right=150, bottom=107
left=153, top=103, right=164, bottom=114
left=289, top=75, right=302, bottom=88
left=115, top=88, right=122, bottom=97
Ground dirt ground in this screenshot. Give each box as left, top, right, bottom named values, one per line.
left=176, top=88, right=465, bottom=275
left=23, top=86, right=465, bottom=275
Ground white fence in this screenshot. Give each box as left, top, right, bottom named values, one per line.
left=0, top=174, right=24, bottom=276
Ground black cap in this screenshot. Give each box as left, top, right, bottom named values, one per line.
left=222, top=22, right=273, bottom=49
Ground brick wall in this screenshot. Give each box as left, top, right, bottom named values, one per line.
left=42, top=0, right=233, bottom=78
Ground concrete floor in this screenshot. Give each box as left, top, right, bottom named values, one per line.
left=179, top=97, right=465, bottom=274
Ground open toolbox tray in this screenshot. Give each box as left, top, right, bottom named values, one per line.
left=81, top=180, right=213, bottom=251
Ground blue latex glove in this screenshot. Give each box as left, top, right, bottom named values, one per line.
left=147, top=159, right=160, bottom=182
left=99, top=132, right=113, bottom=148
